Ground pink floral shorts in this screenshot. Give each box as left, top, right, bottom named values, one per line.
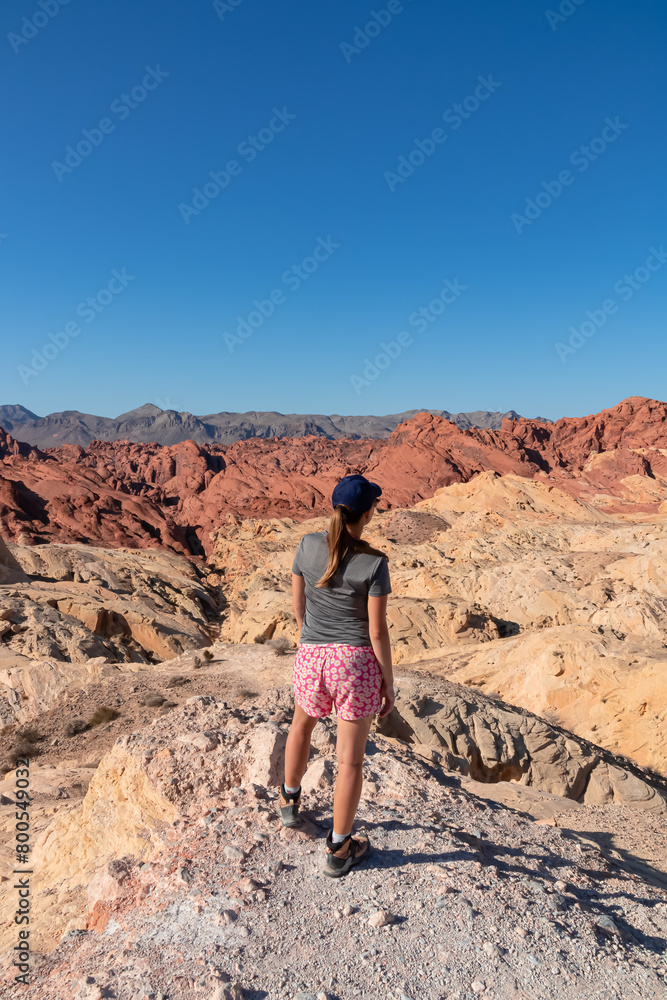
left=293, top=643, right=383, bottom=721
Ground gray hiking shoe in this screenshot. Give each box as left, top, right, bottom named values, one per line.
left=324, top=830, right=371, bottom=877
left=278, top=784, right=302, bottom=828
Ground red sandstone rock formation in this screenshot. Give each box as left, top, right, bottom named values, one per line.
left=0, top=429, right=192, bottom=555
left=1, top=396, right=665, bottom=556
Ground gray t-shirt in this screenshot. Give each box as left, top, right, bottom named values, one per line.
left=292, top=531, right=391, bottom=646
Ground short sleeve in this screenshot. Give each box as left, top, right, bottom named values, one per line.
left=368, top=557, right=391, bottom=596
left=292, top=537, right=304, bottom=576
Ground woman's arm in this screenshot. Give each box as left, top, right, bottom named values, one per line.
left=368, top=594, right=394, bottom=717
left=292, top=572, right=306, bottom=631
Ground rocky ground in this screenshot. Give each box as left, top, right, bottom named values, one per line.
left=1, top=645, right=666, bottom=1000
left=1, top=682, right=666, bottom=1000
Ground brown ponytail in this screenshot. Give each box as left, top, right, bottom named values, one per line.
left=316, top=504, right=388, bottom=588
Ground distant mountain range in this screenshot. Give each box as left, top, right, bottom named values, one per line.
left=0, top=403, right=551, bottom=449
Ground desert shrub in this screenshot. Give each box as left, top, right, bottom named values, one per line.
left=167, top=675, right=188, bottom=688
left=18, top=727, right=41, bottom=743
left=88, top=706, right=121, bottom=727
left=192, top=655, right=202, bottom=669
left=203, top=649, right=214, bottom=661
left=64, top=719, right=89, bottom=738
left=145, top=695, right=166, bottom=708
left=138, top=691, right=167, bottom=705
left=107, top=859, right=131, bottom=881
left=265, top=636, right=292, bottom=655
left=2, top=727, right=42, bottom=768
left=4, top=745, right=36, bottom=769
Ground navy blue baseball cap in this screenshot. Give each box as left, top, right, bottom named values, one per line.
left=332, top=474, right=382, bottom=517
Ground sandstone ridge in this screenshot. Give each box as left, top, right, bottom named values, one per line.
left=0, top=543, right=222, bottom=727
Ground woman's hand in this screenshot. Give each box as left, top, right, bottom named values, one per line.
left=378, top=680, right=395, bottom=718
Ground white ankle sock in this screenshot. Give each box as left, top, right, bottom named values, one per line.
left=332, top=829, right=351, bottom=844
left=284, top=784, right=300, bottom=794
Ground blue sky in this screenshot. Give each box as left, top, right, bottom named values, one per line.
left=1, top=0, right=665, bottom=422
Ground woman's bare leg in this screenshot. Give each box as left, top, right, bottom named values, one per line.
left=333, top=714, right=374, bottom=835
left=284, top=703, right=319, bottom=789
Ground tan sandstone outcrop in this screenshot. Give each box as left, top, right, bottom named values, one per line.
left=1, top=739, right=179, bottom=952
left=422, top=624, right=667, bottom=777
left=0, top=543, right=223, bottom=726
left=377, top=673, right=667, bottom=814
left=0, top=535, right=25, bottom=585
